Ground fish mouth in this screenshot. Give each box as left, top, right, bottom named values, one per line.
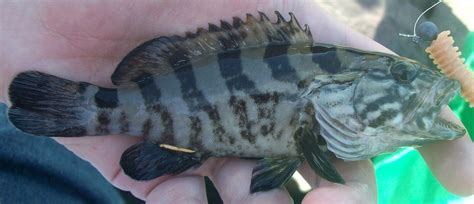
left=427, top=114, right=466, bottom=140
left=404, top=78, right=465, bottom=140
left=425, top=79, right=465, bottom=140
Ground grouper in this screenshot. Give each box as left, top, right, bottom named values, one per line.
left=6, top=11, right=465, bottom=193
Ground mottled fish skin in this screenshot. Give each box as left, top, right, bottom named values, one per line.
left=82, top=44, right=345, bottom=158
left=77, top=43, right=463, bottom=161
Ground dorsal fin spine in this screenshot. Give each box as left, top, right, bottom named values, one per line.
left=258, top=11, right=271, bottom=22
left=232, top=17, right=244, bottom=28
left=220, top=20, right=233, bottom=30
left=275, top=11, right=285, bottom=23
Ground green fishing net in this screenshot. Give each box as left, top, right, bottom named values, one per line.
left=373, top=32, right=474, bottom=203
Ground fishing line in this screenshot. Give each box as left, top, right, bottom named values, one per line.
left=399, top=0, right=443, bottom=43
left=399, top=0, right=474, bottom=107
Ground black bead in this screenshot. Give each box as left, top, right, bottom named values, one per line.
left=417, top=21, right=439, bottom=42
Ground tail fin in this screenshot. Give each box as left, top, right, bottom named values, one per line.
left=8, top=71, right=96, bottom=136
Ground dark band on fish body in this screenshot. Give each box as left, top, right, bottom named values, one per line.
left=264, top=44, right=299, bottom=82
left=253, top=94, right=274, bottom=118
left=94, top=88, right=119, bottom=109
left=171, top=50, right=209, bottom=111
left=252, top=92, right=280, bottom=136
left=202, top=105, right=226, bottom=142
left=169, top=47, right=228, bottom=142
left=174, top=63, right=225, bottom=141
left=148, top=103, right=175, bottom=143
left=218, top=46, right=279, bottom=140
left=96, top=111, right=111, bottom=134
left=160, top=109, right=175, bottom=144
left=147, top=103, right=174, bottom=144
left=310, top=46, right=341, bottom=74
left=218, top=50, right=256, bottom=93
left=251, top=92, right=280, bottom=106
left=218, top=50, right=242, bottom=78
left=229, top=96, right=255, bottom=143
left=142, top=118, right=153, bottom=137
left=310, top=46, right=336, bottom=54
left=133, top=73, right=161, bottom=107
left=189, top=116, right=204, bottom=150
left=119, top=111, right=130, bottom=133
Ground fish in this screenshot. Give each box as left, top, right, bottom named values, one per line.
left=6, top=11, right=466, bottom=193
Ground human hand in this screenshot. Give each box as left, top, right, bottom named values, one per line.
left=1, top=1, right=472, bottom=203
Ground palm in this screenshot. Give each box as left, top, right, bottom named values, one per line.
left=1, top=1, right=472, bottom=203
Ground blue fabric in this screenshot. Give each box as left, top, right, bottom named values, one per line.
left=0, top=103, right=123, bottom=204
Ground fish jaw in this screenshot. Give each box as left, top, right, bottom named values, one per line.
left=404, top=78, right=465, bottom=141
left=427, top=116, right=466, bottom=140
left=424, top=79, right=465, bottom=140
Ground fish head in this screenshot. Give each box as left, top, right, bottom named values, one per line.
left=308, top=52, right=466, bottom=160
left=353, top=55, right=465, bottom=144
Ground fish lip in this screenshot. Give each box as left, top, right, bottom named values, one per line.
left=427, top=116, right=466, bottom=140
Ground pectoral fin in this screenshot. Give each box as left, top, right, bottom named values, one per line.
left=250, top=157, right=303, bottom=193
left=120, top=142, right=203, bottom=180
left=295, top=126, right=345, bottom=184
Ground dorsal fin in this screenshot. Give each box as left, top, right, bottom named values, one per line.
left=111, top=11, right=313, bottom=86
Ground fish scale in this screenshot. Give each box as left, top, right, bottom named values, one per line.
left=107, top=44, right=317, bottom=156
left=6, top=11, right=465, bottom=193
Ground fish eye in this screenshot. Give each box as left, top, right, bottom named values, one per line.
left=390, top=62, right=418, bottom=83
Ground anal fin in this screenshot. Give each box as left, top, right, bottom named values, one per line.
left=296, top=126, right=345, bottom=184
left=120, top=142, right=202, bottom=180
left=250, top=157, right=302, bottom=193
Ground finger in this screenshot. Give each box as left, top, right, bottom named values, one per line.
left=110, top=169, right=171, bottom=200
left=54, top=135, right=140, bottom=180
left=55, top=136, right=167, bottom=200
left=299, top=159, right=377, bottom=204
left=207, top=158, right=293, bottom=204
left=146, top=176, right=207, bottom=204
left=418, top=107, right=474, bottom=196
